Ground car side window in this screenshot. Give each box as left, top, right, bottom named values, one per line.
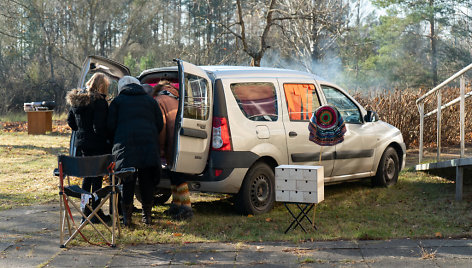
left=283, top=83, right=321, bottom=121
left=183, top=74, right=210, bottom=120
left=321, top=85, right=362, bottom=124
left=230, top=82, right=278, bottom=121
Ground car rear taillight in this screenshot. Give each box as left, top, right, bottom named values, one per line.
left=214, top=169, right=223, bottom=177
left=212, top=117, right=231, bottom=151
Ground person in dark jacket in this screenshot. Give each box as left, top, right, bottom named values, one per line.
left=107, top=76, right=164, bottom=226
left=66, top=72, right=111, bottom=223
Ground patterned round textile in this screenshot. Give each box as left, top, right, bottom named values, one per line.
left=314, top=106, right=338, bottom=130
left=308, top=105, right=346, bottom=146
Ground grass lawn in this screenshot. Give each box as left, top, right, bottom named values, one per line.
left=0, top=130, right=69, bottom=209
left=1, top=128, right=471, bottom=245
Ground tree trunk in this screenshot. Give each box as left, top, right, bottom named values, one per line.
left=429, top=0, right=438, bottom=86
left=236, top=0, right=276, bottom=67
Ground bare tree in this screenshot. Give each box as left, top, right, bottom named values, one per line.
left=275, top=0, right=349, bottom=73
left=235, top=0, right=277, bottom=66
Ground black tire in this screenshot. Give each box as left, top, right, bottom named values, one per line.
left=373, top=147, right=399, bottom=187
left=135, top=187, right=172, bottom=206
left=235, top=162, right=275, bottom=215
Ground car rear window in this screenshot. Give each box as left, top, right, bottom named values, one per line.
left=183, top=74, right=211, bottom=120
left=230, top=82, right=278, bottom=121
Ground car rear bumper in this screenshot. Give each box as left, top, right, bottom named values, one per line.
left=157, top=167, right=247, bottom=194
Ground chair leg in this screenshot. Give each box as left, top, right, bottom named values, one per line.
left=65, top=210, right=72, bottom=236
left=59, top=193, right=64, bottom=247
left=90, top=200, right=112, bottom=226
left=64, top=198, right=112, bottom=247
left=87, top=196, right=114, bottom=235
left=92, top=200, right=111, bottom=224
left=111, top=191, right=124, bottom=246
left=113, top=192, right=121, bottom=236
left=62, top=195, right=72, bottom=237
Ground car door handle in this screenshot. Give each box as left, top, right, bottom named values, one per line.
left=289, top=131, right=297, bottom=137
left=180, top=128, right=208, bottom=139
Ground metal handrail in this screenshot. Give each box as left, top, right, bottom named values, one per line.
left=416, top=63, right=472, bottom=163
left=424, top=91, right=472, bottom=118
left=416, top=63, right=472, bottom=105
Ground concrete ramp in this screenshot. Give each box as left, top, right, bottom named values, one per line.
left=416, top=157, right=472, bottom=200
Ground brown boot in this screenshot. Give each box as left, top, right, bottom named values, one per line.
left=141, top=203, right=153, bottom=225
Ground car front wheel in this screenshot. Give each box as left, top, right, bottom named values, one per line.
left=235, top=162, right=275, bottom=215
left=373, top=147, right=399, bottom=187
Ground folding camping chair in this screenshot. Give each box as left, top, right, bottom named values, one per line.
left=55, top=154, right=134, bottom=248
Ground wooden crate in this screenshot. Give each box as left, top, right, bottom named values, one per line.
left=27, top=111, right=53, bottom=135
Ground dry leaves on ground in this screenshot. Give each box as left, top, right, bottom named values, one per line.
left=1, top=120, right=71, bottom=134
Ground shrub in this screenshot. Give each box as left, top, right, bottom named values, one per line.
left=353, top=87, right=472, bottom=149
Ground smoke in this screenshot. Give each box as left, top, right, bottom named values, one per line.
left=261, top=49, right=351, bottom=90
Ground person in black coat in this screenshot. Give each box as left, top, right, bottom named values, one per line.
left=66, top=72, right=111, bottom=223
left=107, top=76, right=164, bottom=226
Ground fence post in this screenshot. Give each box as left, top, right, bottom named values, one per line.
left=437, top=90, right=441, bottom=162
left=456, top=166, right=463, bottom=201
left=460, top=76, right=465, bottom=158
left=418, top=102, right=424, bottom=164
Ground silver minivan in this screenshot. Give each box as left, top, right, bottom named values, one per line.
left=73, top=56, right=406, bottom=215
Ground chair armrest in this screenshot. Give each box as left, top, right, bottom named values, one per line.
left=114, top=167, right=136, bottom=178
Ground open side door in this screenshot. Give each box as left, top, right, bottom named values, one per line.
left=171, top=59, right=213, bottom=174
left=70, top=55, right=130, bottom=156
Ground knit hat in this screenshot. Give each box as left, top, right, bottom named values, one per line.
left=118, top=76, right=140, bottom=94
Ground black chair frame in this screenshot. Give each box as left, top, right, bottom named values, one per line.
left=56, top=154, right=134, bottom=248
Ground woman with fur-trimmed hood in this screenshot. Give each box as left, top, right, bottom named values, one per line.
left=66, top=73, right=110, bottom=153
left=66, top=72, right=111, bottom=223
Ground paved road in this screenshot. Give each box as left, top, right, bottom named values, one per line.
left=1, top=203, right=471, bottom=267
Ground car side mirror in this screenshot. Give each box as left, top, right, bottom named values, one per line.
left=364, top=110, right=379, bottom=122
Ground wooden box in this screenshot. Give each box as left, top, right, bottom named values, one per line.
left=27, top=111, right=53, bottom=135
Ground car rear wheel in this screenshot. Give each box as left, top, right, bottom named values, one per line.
left=235, top=162, right=275, bottom=215
left=373, top=147, right=399, bottom=187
